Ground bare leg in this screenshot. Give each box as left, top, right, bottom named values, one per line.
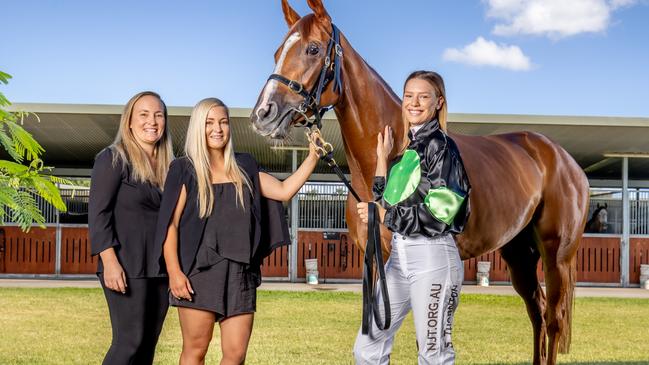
left=178, top=307, right=216, bottom=365
left=219, top=313, right=254, bottom=365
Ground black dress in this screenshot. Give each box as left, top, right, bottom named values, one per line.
left=170, top=183, right=261, bottom=321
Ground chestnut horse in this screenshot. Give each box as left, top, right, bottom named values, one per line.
left=250, top=1, right=589, bottom=364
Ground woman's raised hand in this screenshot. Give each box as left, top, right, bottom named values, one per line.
left=376, top=125, right=394, bottom=162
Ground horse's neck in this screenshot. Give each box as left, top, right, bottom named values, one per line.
left=333, top=35, right=404, bottom=193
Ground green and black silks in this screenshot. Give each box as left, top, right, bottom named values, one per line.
left=374, top=119, right=471, bottom=237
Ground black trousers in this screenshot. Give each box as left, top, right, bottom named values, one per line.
left=99, top=275, right=169, bottom=365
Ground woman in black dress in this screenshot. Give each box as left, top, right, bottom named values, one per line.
left=156, top=97, right=318, bottom=365
left=89, top=91, right=174, bottom=364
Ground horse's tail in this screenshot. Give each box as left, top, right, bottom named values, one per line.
left=559, top=255, right=577, bottom=354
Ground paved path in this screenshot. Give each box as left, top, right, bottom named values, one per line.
left=1, top=279, right=648, bottom=298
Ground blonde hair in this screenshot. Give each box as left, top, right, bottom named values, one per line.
left=185, top=97, right=251, bottom=218
left=111, top=91, right=174, bottom=189
left=400, top=71, right=448, bottom=151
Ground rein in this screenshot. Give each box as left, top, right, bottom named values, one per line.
left=307, top=125, right=391, bottom=334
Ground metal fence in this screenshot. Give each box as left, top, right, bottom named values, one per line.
left=4, top=184, right=649, bottom=235
left=588, top=188, right=649, bottom=235
left=297, top=182, right=348, bottom=230
left=1, top=188, right=89, bottom=225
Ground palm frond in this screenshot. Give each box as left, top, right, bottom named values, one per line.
left=27, top=174, right=68, bottom=212
left=0, top=71, right=11, bottom=85
left=6, top=121, right=44, bottom=161
left=10, top=190, right=46, bottom=231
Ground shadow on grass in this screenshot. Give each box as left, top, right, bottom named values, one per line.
left=476, top=360, right=649, bottom=365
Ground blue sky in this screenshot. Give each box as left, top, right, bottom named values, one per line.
left=2, top=0, right=648, bottom=117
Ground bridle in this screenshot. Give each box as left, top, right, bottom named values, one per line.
left=267, top=24, right=343, bottom=130
left=267, top=23, right=391, bottom=336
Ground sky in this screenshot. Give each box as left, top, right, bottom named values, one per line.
left=2, top=0, right=649, bottom=117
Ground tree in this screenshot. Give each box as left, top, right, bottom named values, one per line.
left=0, top=70, right=69, bottom=231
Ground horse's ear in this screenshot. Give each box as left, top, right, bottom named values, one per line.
left=306, top=0, right=332, bottom=27
left=604, top=203, right=608, bottom=209
left=281, top=0, right=301, bottom=28
left=597, top=203, right=601, bottom=209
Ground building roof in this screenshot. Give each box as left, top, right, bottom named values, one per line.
left=7, top=103, right=649, bottom=180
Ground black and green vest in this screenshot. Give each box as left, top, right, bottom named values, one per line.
left=374, top=119, right=471, bottom=238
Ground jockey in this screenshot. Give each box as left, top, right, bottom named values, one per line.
left=354, top=70, right=470, bottom=365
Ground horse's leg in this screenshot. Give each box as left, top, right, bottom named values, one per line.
left=500, top=227, right=547, bottom=365
left=535, top=195, right=584, bottom=364
left=536, top=231, right=578, bottom=365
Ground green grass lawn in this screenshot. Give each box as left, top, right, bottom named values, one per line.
left=0, top=288, right=647, bottom=364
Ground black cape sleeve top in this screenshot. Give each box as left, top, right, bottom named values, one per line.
left=153, top=153, right=291, bottom=276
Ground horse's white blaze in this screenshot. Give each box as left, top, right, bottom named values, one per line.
left=257, top=32, right=301, bottom=111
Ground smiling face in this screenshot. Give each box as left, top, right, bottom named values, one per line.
left=205, top=106, right=230, bottom=151
left=402, top=78, right=444, bottom=127
left=129, top=95, right=165, bottom=147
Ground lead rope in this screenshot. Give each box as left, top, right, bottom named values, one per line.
left=306, top=126, right=391, bottom=334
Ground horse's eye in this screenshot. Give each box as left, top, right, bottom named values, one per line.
left=307, top=43, right=319, bottom=56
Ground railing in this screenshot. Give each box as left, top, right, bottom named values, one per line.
left=587, top=188, right=649, bottom=235
left=297, top=182, right=348, bottom=230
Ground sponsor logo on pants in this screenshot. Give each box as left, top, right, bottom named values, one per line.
left=443, top=285, right=459, bottom=349
left=426, top=283, right=442, bottom=352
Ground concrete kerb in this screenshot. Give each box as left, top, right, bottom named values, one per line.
left=1, top=279, right=648, bottom=298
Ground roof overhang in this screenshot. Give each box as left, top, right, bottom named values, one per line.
left=6, top=103, right=649, bottom=180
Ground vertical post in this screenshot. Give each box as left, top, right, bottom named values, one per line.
left=55, top=197, right=62, bottom=277
left=621, top=157, right=630, bottom=287
left=290, top=149, right=299, bottom=282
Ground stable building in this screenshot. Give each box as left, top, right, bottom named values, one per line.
left=1, top=103, right=648, bottom=287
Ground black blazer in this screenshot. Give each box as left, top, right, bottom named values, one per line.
left=153, top=153, right=290, bottom=276
left=88, top=148, right=165, bottom=278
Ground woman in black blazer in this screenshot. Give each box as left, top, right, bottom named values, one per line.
left=89, top=91, right=174, bottom=365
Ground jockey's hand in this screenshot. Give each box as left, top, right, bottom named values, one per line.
left=376, top=125, right=394, bottom=162
left=356, top=202, right=386, bottom=224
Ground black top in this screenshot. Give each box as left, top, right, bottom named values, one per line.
left=88, top=148, right=165, bottom=278
left=153, top=153, right=291, bottom=276
left=193, top=183, right=254, bottom=269
left=374, top=119, right=471, bottom=238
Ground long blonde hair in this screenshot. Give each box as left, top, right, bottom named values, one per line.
left=185, top=97, right=251, bottom=218
left=111, top=91, right=174, bottom=188
left=400, top=71, right=448, bottom=151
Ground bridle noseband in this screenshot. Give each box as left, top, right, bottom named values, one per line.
left=267, top=24, right=343, bottom=130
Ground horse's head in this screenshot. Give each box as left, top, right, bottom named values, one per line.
left=596, top=203, right=608, bottom=232
left=587, top=202, right=609, bottom=233
left=251, top=0, right=342, bottom=140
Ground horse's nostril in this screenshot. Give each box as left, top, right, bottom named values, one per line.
left=257, top=102, right=278, bottom=123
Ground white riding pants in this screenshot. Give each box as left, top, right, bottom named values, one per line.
left=353, top=233, right=463, bottom=365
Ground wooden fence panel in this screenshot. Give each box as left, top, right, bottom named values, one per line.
left=0, top=227, right=55, bottom=274
left=577, top=236, right=620, bottom=283
left=260, top=245, right=289, bottom=277
left=61, top=227, right=96, bottom=274
left=630, top=237, right=649, bottom=284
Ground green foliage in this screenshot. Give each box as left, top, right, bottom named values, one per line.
left=0, top=71, right=70, bottom=231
